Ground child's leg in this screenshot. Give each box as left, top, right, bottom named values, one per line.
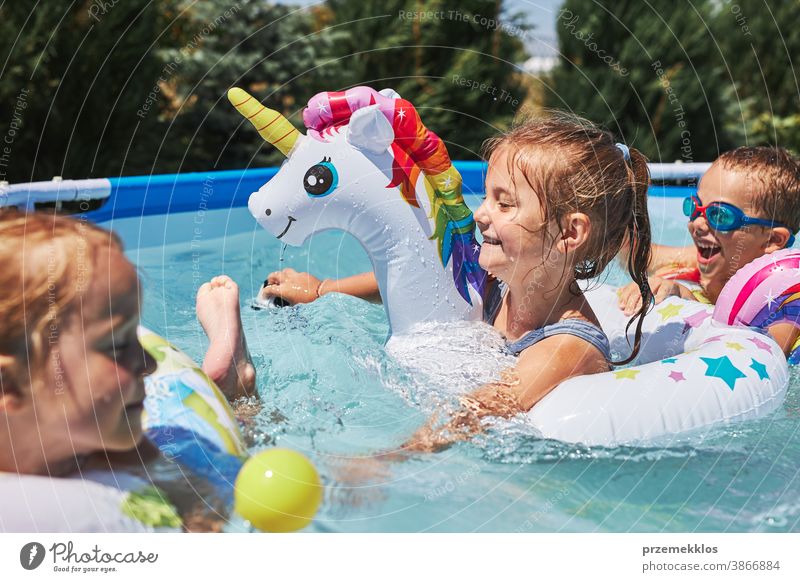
left=196, top=276, right=256, bottom=400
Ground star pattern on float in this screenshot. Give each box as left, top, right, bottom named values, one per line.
left=765, top=289, right=777, bottom=308
left=317, top=101, right=329, bottom=114
left=661, top=357, right=678, bottom=364
left=700, top=355, right=746, bottom=391
left=748, top=336, right=774, bottom=353
left=749, top=358, right=769, bottom=380
left=668, top=371, right=686, bottom=382
left=682, top=310, right=711, bottom=333
left=657, top=303, right=683, bottom=321
left=397, top=108, right=406, bottom=120
left=614, top=369, right=640, bottom=380
left=725, top=342, right=744, bottom=351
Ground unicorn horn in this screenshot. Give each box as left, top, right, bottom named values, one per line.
left=227, top=87, right=301, bottom=157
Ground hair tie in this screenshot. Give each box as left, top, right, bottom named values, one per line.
left=615, top=143, right=630, bottom=162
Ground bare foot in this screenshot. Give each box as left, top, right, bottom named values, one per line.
left=196, top=276, right=256, bottom=400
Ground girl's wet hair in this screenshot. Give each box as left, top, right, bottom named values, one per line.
left=0, top=209, right=124, bottom=392
left=482, top=111, right=653, bottom=365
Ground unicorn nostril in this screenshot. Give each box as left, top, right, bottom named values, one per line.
left=265, top=208, right=271, bottom=216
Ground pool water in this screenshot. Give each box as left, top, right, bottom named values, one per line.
left=114, top=194, right=800, bottom=532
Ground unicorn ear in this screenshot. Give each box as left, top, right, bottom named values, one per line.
left=347, top=105, right=394, bottom=154
left=379, top=88, right=401, bottom=100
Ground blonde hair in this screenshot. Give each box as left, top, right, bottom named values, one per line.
left=0, top=210, right=122, bottom=391
left=482, top=112, right=653, bottom=364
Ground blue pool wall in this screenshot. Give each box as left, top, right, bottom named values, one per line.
left=87, top=162, right=695, bottom=223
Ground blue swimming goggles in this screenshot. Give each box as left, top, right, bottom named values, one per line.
left=683, top=195, right=796, bottom=246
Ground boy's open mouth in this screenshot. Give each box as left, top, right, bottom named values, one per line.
left=695, top=241, right=721, bottom=263
left=482, top=235, right=502, bottom=246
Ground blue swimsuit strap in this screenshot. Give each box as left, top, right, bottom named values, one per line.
left=484, top=279, right=611, bottom=361
left=505, top=319, right=612, bottom=361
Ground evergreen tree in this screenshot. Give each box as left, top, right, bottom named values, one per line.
left=312, top=0, right=530, bottom=160
left=713, top=0, right=800, bottom=154
left=0, top=1, right=175, bottom=182
left=156, top=0, right=338, bottom=171
left=1, top=0, right=530, bottom=179
left=546, top=0, right=734, bottom=163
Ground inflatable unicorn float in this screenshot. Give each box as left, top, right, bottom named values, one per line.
left=228, top=85, right=794, bottom=447
left=227, top=86, right=485, bottom=335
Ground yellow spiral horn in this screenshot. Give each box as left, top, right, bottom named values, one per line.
left=228, top=87, right=301, bottom=157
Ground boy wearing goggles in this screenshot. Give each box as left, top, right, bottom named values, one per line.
left=619, top=146, right=800, bottom=354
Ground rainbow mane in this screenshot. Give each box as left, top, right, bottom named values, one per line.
left=303, top=87, right=485, bottom=304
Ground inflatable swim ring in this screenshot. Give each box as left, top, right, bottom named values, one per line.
left=140, top=327, right=245, bottom=499
left=141, top=328, right=322, bottom=529
left=230, top=84, right=790, bottom=446
left=0, top=469, right=183, bottom=532
left=714, top=248, right=800, bottom=364
left=524, top=284, right=787, bottom=446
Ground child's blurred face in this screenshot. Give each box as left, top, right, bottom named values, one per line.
left=474, top=148, right=555, bottom=284
left=36, top=246, right=156, bottom=457
left=690, top=163, right=779, bottom=301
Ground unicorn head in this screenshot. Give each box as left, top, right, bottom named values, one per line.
left=229, top=86, right=486, bottom=334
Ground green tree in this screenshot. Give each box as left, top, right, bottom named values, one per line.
left=546, top=0, right=734, bottom=163
left=0, top=0, right=333, bottom=179
left=0, top=0, right=174, bottom=182
left=311, top=0, right=530, bottom=159
left=1, top=0, right=530, bottom=180
left=713, top=0, right=800, bottom=154
left=155, top=0, right=338, bottom=171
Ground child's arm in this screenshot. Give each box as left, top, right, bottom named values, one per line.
left=261, top=269, right=381, bottom=304
left=618, top=276, right=697, bottom=316
left=765, top=323, right=800, bottom=358
left=319, top=272, right=381, bottom=303
left=649, top=243, right=697, bottom=273
left=397, top=335, right=607, bottom=454
left=619, top=239, right=696, bottom=275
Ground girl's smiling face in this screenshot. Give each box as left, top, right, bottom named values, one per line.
left=474, top=148, right=555, bottom=286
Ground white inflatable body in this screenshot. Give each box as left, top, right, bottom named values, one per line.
left=527, top=285, right=788, bottom=446
left=246, top=128, right=482, bottom=334
left=0, top=470, right=182, bottom=533
left=229, top=86, right=486, bottom=336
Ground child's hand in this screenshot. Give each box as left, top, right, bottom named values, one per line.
left=260, top=268, right=323, bottom=305
left=617, top=276, right=681, bottom=316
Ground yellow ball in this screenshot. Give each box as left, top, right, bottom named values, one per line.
left=234, top=448, right=323, bottom=532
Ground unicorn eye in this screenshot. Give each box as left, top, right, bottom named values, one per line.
left=303, top=157, right=338, bottom=197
